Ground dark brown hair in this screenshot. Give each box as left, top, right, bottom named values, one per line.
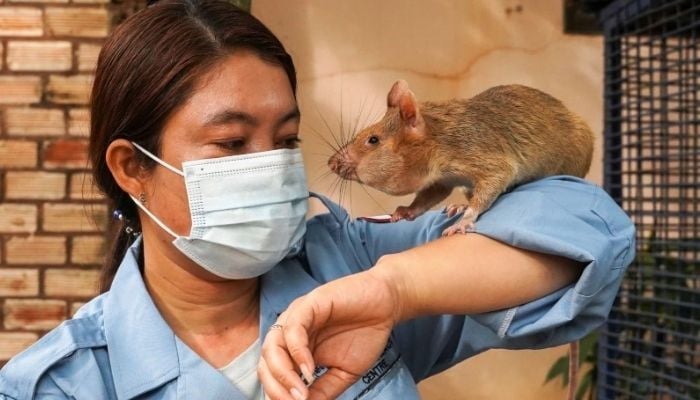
left=90, top=0, right=296, bottom=291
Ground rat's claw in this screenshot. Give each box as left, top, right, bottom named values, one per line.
left=392, top=206, right=417, bottom=222
left=442, top=211, right=477, bottom=236
left=441, top=221, right=475, bottom=236
left=445, top=203, right=469, bottom=217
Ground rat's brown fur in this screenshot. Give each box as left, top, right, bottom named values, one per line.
left=328, top=80, right=594, bottom=234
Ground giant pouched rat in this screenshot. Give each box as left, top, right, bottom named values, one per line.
left=328, top=80, right=594, bottom=234
left=327, top=80, right=594, bottom=399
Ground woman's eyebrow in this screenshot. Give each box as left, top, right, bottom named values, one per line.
left=278, top=108, right=301, bottom=126
left=203, top=107, right=300, bottom=128
left=203, top=109, right=258, bottom=127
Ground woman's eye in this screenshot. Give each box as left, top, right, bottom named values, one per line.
left=279, top=136, right=301, bottom=148
left=216, top=139, right=245, bottom=151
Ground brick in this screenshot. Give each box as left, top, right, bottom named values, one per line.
left=69, top=172, right=103, bottom=200
left=5, top=171, right=66, bottom=200
left=71, top=235, right=105, bottom=264
left=7, top=41, right=72, bottom=71
left=68, top=108, right=90, bottom=137
left=0, top=332, right=38, bottom=360
left=68, top=108, right=89, bottom=136
left=9, top=0, right=68, bottom=3
left=45, top=7, right=108, bottom=38
left=6, top=107, right=66, bottom=136
left=5, top=235, right=66, bottom=264
left=77, top=43, right=101, bottom=71
left=43, top=203, right=108, bottom=232
left=43, top=139, right=88, bottom=169
left=0, top=204, right=37, bottom=233
left=44, top=268, right=99, bottom=297
left=0, top=8, right=43, bottom=37
left=0, top=268, right=39, bottom=296
left=4, top=299, right=66, bottom=330
left=0, top=140, right=37, bottom=168
left=0, top=76, right=42, bottom=104
left=46, top=75, right=93, bottom=105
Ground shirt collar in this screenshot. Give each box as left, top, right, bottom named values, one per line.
left=103, top=237, right=180, bottom=399
left=103, top=237, right=322, bottom=399
left=260, top=256, right=321, bottom=333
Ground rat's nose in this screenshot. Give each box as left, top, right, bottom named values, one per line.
left=328, top=154, right=340, bottom=174
left=328, top=152, right=356, bottom=180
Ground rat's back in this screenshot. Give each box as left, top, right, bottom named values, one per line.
left=462, top=84, right=594, bottom=180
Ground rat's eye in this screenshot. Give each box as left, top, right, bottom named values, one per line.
left=367, top=136, right=379, bottom=145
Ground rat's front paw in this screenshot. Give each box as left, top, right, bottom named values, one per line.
left=391, top=206, right=421, bottom=222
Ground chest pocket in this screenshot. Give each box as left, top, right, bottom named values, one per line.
left=335, top=338, right=420, bottom=400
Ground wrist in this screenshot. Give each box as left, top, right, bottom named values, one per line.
left=368, top=254, right=416, bottom=324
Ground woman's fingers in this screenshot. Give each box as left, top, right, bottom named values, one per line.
left=258, top=357, right=299, bottom=400
left=281, top=305, right=317, bottom=385
left=260, top=323, right=309, bottom=400
left=261, top=278, right=396, bottom=399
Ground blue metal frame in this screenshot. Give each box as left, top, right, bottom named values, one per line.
left=599, top=0, right=700, bottom=398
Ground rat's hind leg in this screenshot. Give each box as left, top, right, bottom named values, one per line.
left=445, top=186, right=473, bottom=217
left=442, top=174, right=513, bottom=236
left=392, top=182, right=452, bottom=222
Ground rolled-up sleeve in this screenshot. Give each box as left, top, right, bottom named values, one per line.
left=347, top=176, right=635, bottom=380
left=470, top=176, right=633, bottom=342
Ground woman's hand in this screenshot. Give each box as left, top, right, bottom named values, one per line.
left=258, top=233, right=583, bottom=400
left=258, top=267, right=403, bottom=400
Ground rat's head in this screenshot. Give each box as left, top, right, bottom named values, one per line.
left=328, top=80, right=432, bottom=196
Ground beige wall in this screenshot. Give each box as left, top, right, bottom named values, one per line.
left=252, top=0, right=603, bottom=398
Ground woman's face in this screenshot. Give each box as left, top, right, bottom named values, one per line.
left=141, top=50, right=299, bottom=270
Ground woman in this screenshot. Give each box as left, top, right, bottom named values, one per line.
left=0, top=1, right=634, bottom=399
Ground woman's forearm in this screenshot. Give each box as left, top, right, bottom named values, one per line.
left=370, top=233, right=585, bottom=322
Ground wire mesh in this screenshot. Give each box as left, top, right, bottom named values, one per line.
left=599, top=0, right=700, bottom=398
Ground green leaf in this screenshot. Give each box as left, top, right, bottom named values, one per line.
left=575, top=369, right=594, bottom=400
left=545, top=356, right=569, bottom=386
left=578, top=332, right=598, bottom=366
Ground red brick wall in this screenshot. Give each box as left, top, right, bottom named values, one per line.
left=0, top=0, right=125, bottom=365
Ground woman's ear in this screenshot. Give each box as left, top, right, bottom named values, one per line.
left=105, top=139, right=147, bottom=198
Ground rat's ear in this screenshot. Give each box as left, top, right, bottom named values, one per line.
left=387, top=80, right=420, bottom=128
left=398, top=92, right=420, bottom=127
left=387, top=80, right=409, bottom=108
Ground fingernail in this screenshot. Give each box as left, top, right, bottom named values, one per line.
left=300, top=364, right=315, bottom=386
left=290, top=387, right=305, bottom=400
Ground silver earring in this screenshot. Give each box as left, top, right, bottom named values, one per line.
left=139, top=192, right=147, bottom=207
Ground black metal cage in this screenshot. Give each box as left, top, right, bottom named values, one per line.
left=599, top=0, right=700, bottom=398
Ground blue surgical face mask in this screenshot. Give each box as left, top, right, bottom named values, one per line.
left=130, top=142, right=309, bottom=279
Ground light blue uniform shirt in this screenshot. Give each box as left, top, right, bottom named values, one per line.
left=0, top=176, right=635, bottom=399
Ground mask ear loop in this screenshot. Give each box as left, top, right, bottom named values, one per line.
left=131, top=141, right=184, bottom=177
left=129, top=142, right=185, bottom=240
left=129, top=194, right=179, bottom=239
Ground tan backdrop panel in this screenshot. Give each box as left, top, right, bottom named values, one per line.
left=253, top=1, right=603, bottom=398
